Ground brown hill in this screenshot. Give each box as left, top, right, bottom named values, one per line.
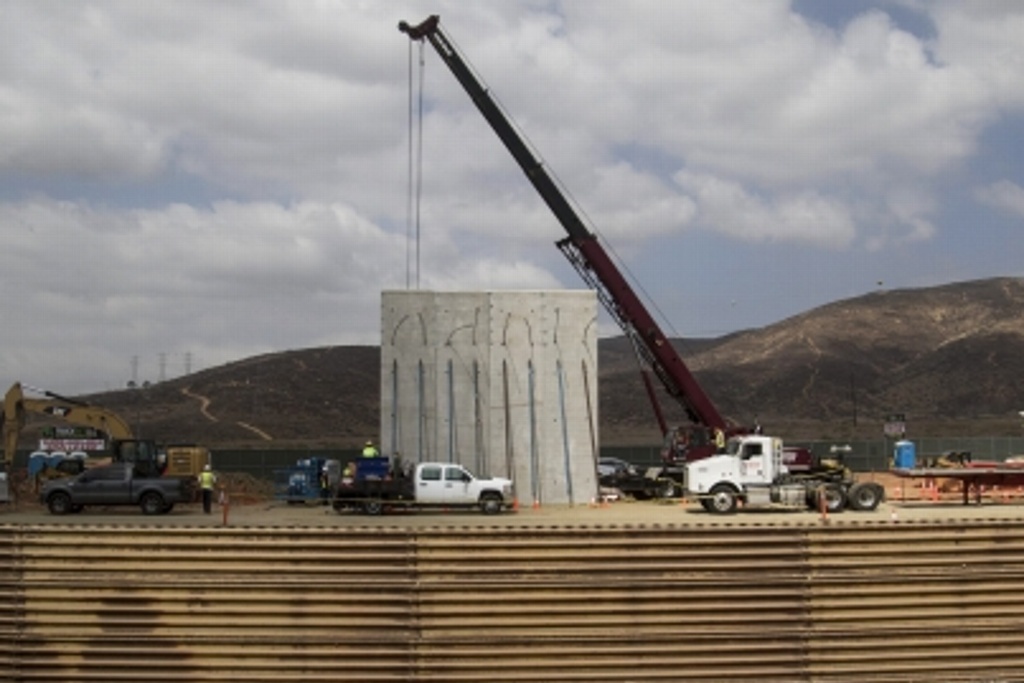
left=30, top=276, right=1024, bottom=449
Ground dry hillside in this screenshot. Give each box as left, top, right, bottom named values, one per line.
left=21, top=277, right=1024, bottom=449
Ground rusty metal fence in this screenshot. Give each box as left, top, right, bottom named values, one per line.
left=2, top=521, right=1024, bottom=681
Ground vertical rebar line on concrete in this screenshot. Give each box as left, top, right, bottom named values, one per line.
left=391, top=359, right=399, bottom=455
left=582, top=358, right=600, bottom=497
left=473, top=360, right=483, bottom=476
left=557, top=359, right=574, bottom=505
left=528, top=360, right=538, bottom=505
left=417, top=359, right=425, bottom=462
left=446, top=358, right=454, bottom=463
left=503, top=360, right=513, bottom=481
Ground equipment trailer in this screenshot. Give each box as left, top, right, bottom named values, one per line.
left=892, top=463, right=1024, bottom=505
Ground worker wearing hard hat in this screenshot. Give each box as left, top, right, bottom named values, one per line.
left=198, top=464, right=217, bottom=514
left=362, top=440, right=380, bottom=458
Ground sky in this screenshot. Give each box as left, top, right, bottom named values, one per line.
left=2, top=1, right=1023, bottom=394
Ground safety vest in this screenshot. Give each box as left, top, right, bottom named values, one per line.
left=362, top=446, right=379, bottom=458
left=199, top=471, right=216, bottom=489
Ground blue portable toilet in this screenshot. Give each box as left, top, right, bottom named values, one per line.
left=894, top=440, right=916, bottom=469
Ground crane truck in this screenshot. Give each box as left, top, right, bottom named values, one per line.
left=687, top=434, right=884, bottom=514
left=398, top=16, right=826, bottom=499
left=399, top=15, right=741, bottom=494
left=1, top=382, right=209, bottom=486
left=399, top=15, right=880, bottom=509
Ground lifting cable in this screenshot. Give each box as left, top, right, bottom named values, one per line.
left=406, top=38, right=425, bottom=290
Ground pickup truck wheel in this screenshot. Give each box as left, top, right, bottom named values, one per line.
left=847, top=482, right=884, bottom=511
left=363, top=500, right=383, bottom=516
left=47, top=492, right=72, bottom=515
left=479, top=492, right=503, bottom=515
left=708, top=484, right=738, bottom=514
left=140, top=492, right=166, bottom=515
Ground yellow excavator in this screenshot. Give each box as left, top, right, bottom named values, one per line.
left=1, top=382, right=209, bottom=486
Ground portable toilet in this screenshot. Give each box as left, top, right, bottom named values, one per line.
left=894, top=440, right=916, bottom=469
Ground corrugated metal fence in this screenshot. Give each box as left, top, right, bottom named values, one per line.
left=2, top=521, right=1024, bottom=681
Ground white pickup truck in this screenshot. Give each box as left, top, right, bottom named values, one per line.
left=332, top=458, right=515, bottom=515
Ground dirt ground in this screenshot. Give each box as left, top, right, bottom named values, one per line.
left=5, top=470, right=1024, bottom=528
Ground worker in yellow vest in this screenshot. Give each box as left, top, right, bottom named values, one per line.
left=362, top=440, right=380, bottom=458
left=198, top=464, right=217, bottom=514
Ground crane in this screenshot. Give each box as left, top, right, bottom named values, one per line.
left=399, top=15, right=746, bottom=467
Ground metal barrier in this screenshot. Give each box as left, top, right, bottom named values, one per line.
left=2, top=521, right=1024, bottom=681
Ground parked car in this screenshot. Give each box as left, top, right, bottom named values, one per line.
left=598, top=457, right=638, bottom=478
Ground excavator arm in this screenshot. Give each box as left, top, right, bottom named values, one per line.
left=399, top=16, right=735, bottom=456
left=3, top=382, right=139, bottom=478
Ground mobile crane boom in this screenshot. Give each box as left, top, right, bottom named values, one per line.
left=400, top=15, right=732, bottom=453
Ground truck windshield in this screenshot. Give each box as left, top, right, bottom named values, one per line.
left=725, top=439, right=744, bottom=457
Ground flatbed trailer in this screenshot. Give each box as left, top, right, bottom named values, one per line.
left=892, top=466, right=1024, bottom=505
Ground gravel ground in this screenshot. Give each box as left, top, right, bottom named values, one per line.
left=4, top=495, right=1024, bottom=528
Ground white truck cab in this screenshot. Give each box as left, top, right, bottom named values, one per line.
left=685, top=434, right=883, bottom=514
left=688, top=436, right=785, bottom=491
left=414, top=463, right=513, bottom=511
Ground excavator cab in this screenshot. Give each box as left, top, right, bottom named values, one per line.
left=112, top=439, right=167, bottom=477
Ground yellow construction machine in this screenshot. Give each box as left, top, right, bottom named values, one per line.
left=1, top=382, right=209, bottom=484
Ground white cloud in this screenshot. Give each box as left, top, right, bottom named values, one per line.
left=0, top=1, right=1022, bottom=392
left=976, top=180, right=1024, bottom=217
left=674, top=170, right=856, bottom=248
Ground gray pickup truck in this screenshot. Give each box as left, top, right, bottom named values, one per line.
left=39, top=463, right=192, bottom=515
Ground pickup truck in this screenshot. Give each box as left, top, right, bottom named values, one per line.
left=332, top=458, right=514, bottom=515
left=39, top=463, right=192, bottom=515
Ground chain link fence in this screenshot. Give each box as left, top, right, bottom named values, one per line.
left=14, top=436, right=1024, bottom=482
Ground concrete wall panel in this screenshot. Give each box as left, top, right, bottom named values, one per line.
left=381, top=290, right=598, bottom=505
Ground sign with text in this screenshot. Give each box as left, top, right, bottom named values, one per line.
left=884, top=413, right=906, bottom=437
left=37, top=439, right=106, bottom=453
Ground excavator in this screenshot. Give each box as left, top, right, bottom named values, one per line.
left=1, top=382, right=208, bottom=488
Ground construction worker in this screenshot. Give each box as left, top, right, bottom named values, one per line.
left=362, top=440, right=380, bottom=458
left=198, top=464, right=217, bottom=514
left=319, top=466, right=330, bottom=501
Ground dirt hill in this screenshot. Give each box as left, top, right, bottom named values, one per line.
left=32, top=276, right=1024, bottom=449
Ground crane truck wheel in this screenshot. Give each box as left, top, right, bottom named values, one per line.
left=816, top=483, right=847, bottom=513
left=46, top=492, right=72, bottom=515
left=846, top=482, right=884, bottom=511
left=657, top=480, right=680, bottom=499
left=362, top=500, right=384, bottom=516
left=707, top=484, right=739, bottom=514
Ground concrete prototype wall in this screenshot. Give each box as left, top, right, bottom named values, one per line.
left=381, top=290, right=599, bottom=505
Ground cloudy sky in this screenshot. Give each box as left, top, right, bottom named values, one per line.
left=2, top=1, right=1022, bottom=394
